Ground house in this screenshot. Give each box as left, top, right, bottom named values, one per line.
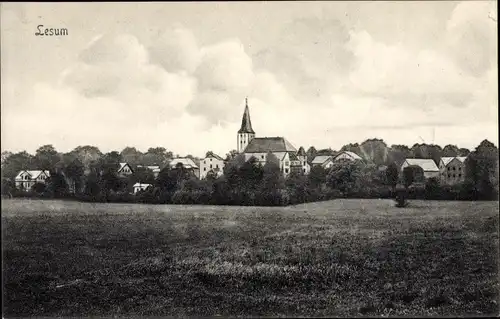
left=15, top=170, right=51, bottom=190
left=333, top=151, right=363, bottom=162
left=169, top=157, right=199, bottom=177
left=133, top=183, right=152, bottom=194
left=311, top=155, right=335, bottom=169
left=199, top=152, right=225, bottom=179
left=117, top=162, right=134, bottom=177
left=400, top=158, right=440, bottom=179
left=439, top=156, right=467, bottom=185
left=237, top=98, right=308, bottom=177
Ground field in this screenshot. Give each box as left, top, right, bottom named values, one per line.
left=2, top=198, right=499, bottom=317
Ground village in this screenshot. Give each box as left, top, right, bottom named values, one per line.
left=12, top=99, right=469, bottom=196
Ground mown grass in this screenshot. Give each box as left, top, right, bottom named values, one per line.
left=2, top=199, right=499, bottom=317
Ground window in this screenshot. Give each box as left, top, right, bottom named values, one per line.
left=453, top=167, right=456, bottom=171
left=303, top=169, right=306, bottom=173
left=448, top=174, right=450, bottom=178
left=204, top=160, right=206, bottom=164
left=210, top=158, right=212, bottom=162
left=459, top=167, right=462, bottom=171
left=447, top=167, right=450, bottom=171
left=204, top=168, right=206, bottom=171
left=285, top=161, right=289, bottom=166
left=453, top=174, right=456, bottom=178
left=303, top=161, right=306, bottom=166
left=458, top=174, right=462, bottom=177
left=261, top=155, right=264, bottom=159
left=210, top=164, right=212, bottom=169
left=285, top=168, right=289, bottom=173
left=216, top=164, right=219, bottom=169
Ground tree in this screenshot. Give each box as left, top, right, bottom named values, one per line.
left=63, top=158, right=85, bottom=194
left=34, top=145, right=60, bottom=171
left=129, top=166, right=156, bottom=189
left=121, top=147, right=143, bottom=165
left=388, top=145, right=411, bottom=166
left=442, top=145, right=460, bottom=157
left=225, top=150, right=239, bottom=161
left=70, top=145, right=102, bottom=171
left=425, top=177, right=441, bottom=199
left=402, top=165, right=425, bottom=188
left=308, top=165, right=327, bottom=189
left=386, top=163, right=400, bottom=189
left=143, top=147, right=173, bottom=166
left=1, top=151, right=35, bottom=180
left=359, top=138, right=388, bottom=165
left=326, top=161, right=363, bottom=196
left=31, top=182, right=46, bottom=194
left=464, top=140, right=499, bottom=200
left=306, top=146, right=317, bottom=163
left=46, top=172, right=69, bottom=198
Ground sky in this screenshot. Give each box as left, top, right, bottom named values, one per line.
left=1, top=1, right=498, bottom=157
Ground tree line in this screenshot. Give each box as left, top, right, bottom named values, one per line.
left=1, top=139, right=498, bottom=205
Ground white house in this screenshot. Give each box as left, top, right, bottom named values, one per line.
left=333, top=151, right=363, bottom=162
left=133, top=183, right=152, bottom=194
left=199, top=152, right=225, bottom=179
left=439, top=156, right=467, bottom=185
left=401, top=158, right=440, bottom=179
left=236, top=99, right=308, bottom=177
left=15, top=170, right=51, bottom=190
left=117, top=162, right=134, bottom=177
left=311, top=155, right=335, bottom=169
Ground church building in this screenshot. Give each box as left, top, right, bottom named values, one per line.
left=237, top=98, right=310, bottom=176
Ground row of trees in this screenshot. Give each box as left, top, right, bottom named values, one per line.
left=1, top=140, right=498, bottom=205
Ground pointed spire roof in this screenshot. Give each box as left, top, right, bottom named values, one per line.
left=238, top=97, right=255, bottom=134
left=297, top=146, right=306, bottom=156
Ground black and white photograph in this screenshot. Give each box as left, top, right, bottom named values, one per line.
left=1, top=1, right=499, bottom=317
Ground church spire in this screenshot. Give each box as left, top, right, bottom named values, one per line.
left=238, top=97, right=255, bottom=134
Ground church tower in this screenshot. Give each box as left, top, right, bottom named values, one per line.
left=237, top=98, right=255, bottom=153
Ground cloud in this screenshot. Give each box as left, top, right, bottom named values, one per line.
left=445, top=1, right=497, bottom=77
left=1, top=4, right=497, bottom=156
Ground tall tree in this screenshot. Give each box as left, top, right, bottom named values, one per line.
left=386, top=162, right=400, bottom=189
left=1, top=151, right=35, bottom=179
left=359, top=138, right=388, bottom=165
left=465, top=140, right=499, bottom=199
left=34, top=145, right=60, bottom=171
left=121, top=147, right=143, bottom=165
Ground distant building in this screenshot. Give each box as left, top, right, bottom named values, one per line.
left=333, top=151, right=363, bottom=162
left=117, top=163, right=134, bottom=177
left=237, top=98, right=308, bottom=177
left=133, top=183, right=152, bottom=194
left=169, top=157, right=199, bottom=177
left=439, top=156, right=467, bottom=185
left=199, top=152, right=225, bottom=179
left=311, top=155, right=335, bottom=169
left=15, top=170, right=50, bottom=190
left=400, top=159, right=440, bottom=179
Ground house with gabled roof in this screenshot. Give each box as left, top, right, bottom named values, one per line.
left=117, top=162, right=134, bottom=177
left=169, top=157, right=199, bottom=178
left=199, top=152, right=226, bottom=179
left=311, top=155, right=335, bottom=169
left=439, top=156, right=467, bottom=185
left=400, top=158, right=440, bottom=179
left=236, top=98, right=309, bottom=177
left=333, top=151, right=363, bottom=162
left=15, top=170, right=51, bottom=190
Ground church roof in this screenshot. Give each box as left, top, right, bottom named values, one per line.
left=238, top=98, right=255, bottom=134
left=243, top=137, right=297, bottom=153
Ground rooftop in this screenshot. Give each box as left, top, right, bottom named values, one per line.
left=243, top=137, right=297, bottom=153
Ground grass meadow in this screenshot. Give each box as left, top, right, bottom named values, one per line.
left=2, top=198, right=499, bottom=317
